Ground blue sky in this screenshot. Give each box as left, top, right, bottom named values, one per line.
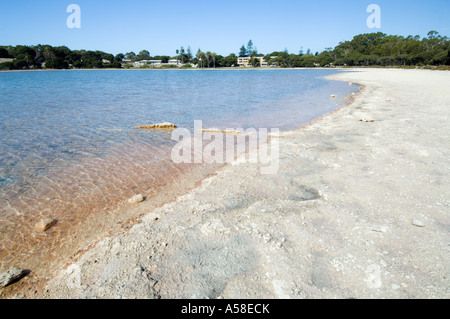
left=0, top=0, right=449, bottom=56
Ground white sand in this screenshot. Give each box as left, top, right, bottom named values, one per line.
left=40, top=68, right=450, bottom=299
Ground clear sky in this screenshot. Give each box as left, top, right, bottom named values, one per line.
left=1, top=0, right=449, bottom=56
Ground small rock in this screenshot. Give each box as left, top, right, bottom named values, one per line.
left=35, top=218, right=57, bottom=232
left=330, top=95, right=338, bottom=98
left=372, top=225, right=388, bottom=233
left=412, top=220, right=425, bottom=227
left=360, top=118, right=375, bottom=123
left=128, top=194, right=144, bottom=204
left=0, top=267, right=27, bottom=287
left=262, top=234, right=272, bottom=244
left=277, top=238, right=286, bottom=248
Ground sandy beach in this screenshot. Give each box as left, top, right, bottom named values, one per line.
left=6, top=68, right=450, bottom=299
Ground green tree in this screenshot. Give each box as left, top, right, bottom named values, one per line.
left=137, top=50, right=150, bottom=60
left=0, top=62, right=14, bottom=70
left=14, top=59, right=29, bottom=69
left=12, top=45, right=35, bottom=59
left=125, top=52, right=137, bottom=61
left=239, top=45, right=247, bottom=57
left=35, top=44, right=54, bottom=62
left=205, top=51, right=212, bottom=68
left=73, top=60, right=85, bottom=68
left=196, top=49, right=206, bottom=68
left=222, top=53, right=237, bottom=67
left=52, top=46, right=71, bottom=59
left=81, top=51, right=103, bottom=68
left=180, top=47, right=185, bottom=63
left=67, top=51, right=82, bottom=65
left=153, top=55, right=170, bottom=63
left=247, top=40, right=254, bottom=56
left=0, top=48, right=11, bottom=58
left=106, top=60, right=122, bottom=68
left=115, top=53, right=125, bottom=62
left=249, top=56, right=260, bottom=67
left=45, top=57, right=69, bottom=69
left=186, top=46, right=193, bottom=63
left=211, top=52, right=217, bottom=68
left=427, top=30, right=439, bottom=40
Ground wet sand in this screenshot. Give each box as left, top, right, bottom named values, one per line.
left=0, top=142, right=223, bottom=298
left=4, top=68, right=450, bottom=299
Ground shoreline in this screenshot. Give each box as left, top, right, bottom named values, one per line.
left=3, top=68, right=450, bottom=299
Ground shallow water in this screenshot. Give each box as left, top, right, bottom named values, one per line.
left=0, top=69, right=358, bottom=287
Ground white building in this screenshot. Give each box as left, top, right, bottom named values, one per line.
left=168, top=59, right=182, bottom=66
left=133, top=60, right=162, bottom=67
left=147, top=60, right=162, bottom=67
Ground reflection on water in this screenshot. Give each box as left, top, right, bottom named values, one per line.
left=0, top=69, right=358, bottom=294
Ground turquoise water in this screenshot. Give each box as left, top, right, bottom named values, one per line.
left=0, top=69, right=358, bottom=274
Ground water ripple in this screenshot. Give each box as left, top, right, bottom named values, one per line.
left=0, top=69, right=358, bottom=286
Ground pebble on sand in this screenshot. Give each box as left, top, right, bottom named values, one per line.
left=128, top=194, right=145, bottom=204
left=412, top=220, right=426, bottom=227
left=0, top=267, right=27, bottom=288
left=35, top=218, right=57, bottom=232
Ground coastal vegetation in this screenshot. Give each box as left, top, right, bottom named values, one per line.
left=1, top=31, right=448, bottom=70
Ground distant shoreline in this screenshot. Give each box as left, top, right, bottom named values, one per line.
left=2, top=65, right=449, bottom=73
left=0, top=67, right=340, bottom=72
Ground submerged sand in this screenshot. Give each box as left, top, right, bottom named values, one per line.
left=15, top=68, right=450, bottom=299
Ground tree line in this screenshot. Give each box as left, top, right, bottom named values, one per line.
left=1, top=31, right=448, bottom=70
left=263, top=31, right=449, bottom=68
left=0, top=45, right=123, bottom=70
